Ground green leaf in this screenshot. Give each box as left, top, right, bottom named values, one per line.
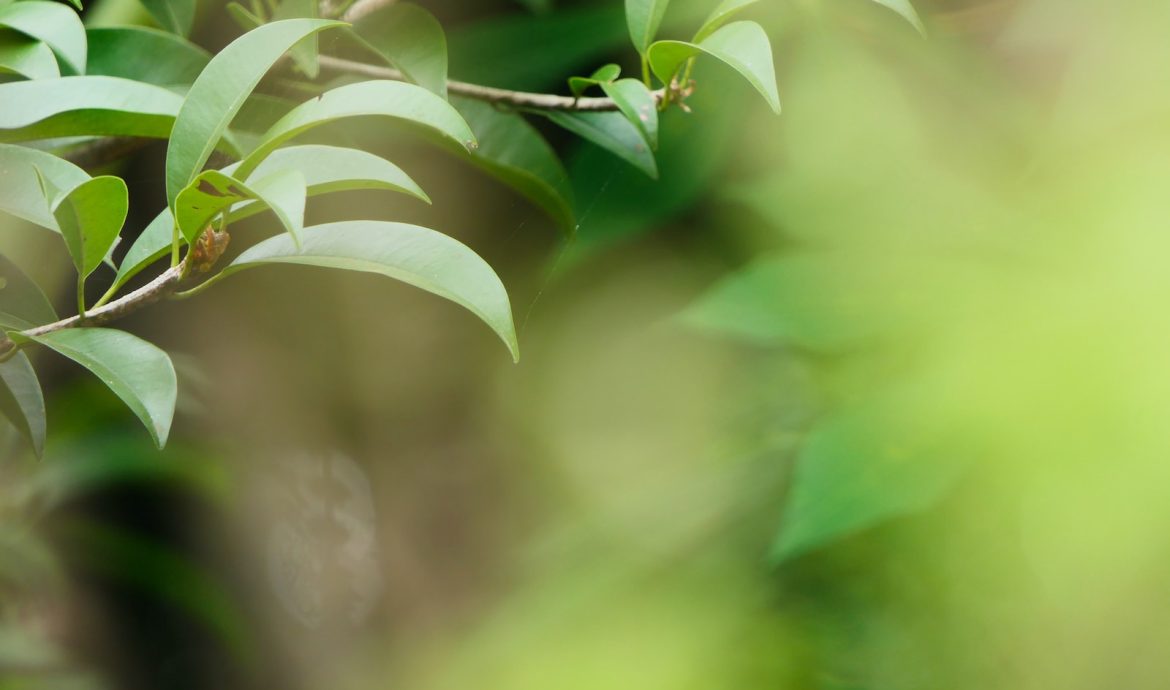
left=225, top=1, right=263, bottom=30
left=139, top=0, right=196, bottom=36
left=0, top=254, right=58, bottom=330
left=241, top=168, right=306, bottom=247
left=0, top=76, right=186, bottom=144
left=173, top=169, right=300, bottom=246
left=541, top=110, right=658, bottom=179
left=868, top=0, right=925, bottom=34
left=113, top=146, right=429, bottom=292
left=693, top=0, right=759, bottom=42
left=648, top=21, right=780, bottom=114
left=232, top=79, right=476, bottom=182
left=85, top=27, right=210, bottom=88
left=0, top=353, right=45, bottom=458
left=216, top=221, right=519, bottom=361
left=52, top=175, right=128, bottom=278
left=0, top=142, right=89, bottom=230
left=165, top=18, right=344, bottom=206
left=271, top=0, right=320, bottom=79
left=354, top=2, right=448, bottom=99
left=601, top=78, right=658, bottom=149
left=771, top=395, right=967, bottom=562
left=453, top=97, right=575, bottom=235
left=568, top=63, right=620, bottom=98
left=625, top=0, right=671, bottom=54
left=0, top=0, right=85, bottom=73
left=29, top=328, right=178, bottom=448
left=0, top=31, right=59, bottom=80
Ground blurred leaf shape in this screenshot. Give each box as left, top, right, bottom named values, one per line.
left=693, top=0, right=759, bottom=42
left=354, top=2, right=448, bottom=98
left=0, top=0, right=85, bottom=73
left=542, top=110, right=658, bottom=179
left=85, top=26, right=210, bottom=88
left=453, top=97, right=576, bottom=235
left=0, top=353, right=45, bottom=457
left=0, top=254, right=57, bottom=329
left=29, top=328, right=178, bottom=449
left=0, top=76, right=186, bottom=144
left=626, top=0, right=672, bottom=54
left=138, top=0, right=196, bottom=36
left=868, top=0, right=925, bottom=34
left=271, top=0, right=321, bottom=79
left=0, top=31, right=58, bottom=80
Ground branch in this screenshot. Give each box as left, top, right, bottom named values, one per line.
left=317, top=56, right=665, bottom=112
left=0, top=265, right=184, bottom=357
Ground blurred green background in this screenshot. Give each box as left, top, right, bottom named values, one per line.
left=6, top=0, right=1170, bottom=688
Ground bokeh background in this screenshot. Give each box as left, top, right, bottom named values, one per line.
left=5, top=0, right=1170, bottom=688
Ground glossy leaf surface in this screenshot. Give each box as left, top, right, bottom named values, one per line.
left=648, top=21, right=780, bottom=114
left=354, top=2, right=448, bottom=98
left=0, top=353, right=45, bottom=458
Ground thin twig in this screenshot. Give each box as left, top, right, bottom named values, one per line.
left=317, top=55, right=665, bottom=112
left=0, top=265, right=184, bottom=356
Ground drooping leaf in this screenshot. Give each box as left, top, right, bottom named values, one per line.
left=0, top=76, right=186, bottom=144
left=0, top=353, right=45, bottom=458
left=271, top=0, right=320, bottom=79
left=693, top=0, right=759, bottom=42
left=225, top=1, right=263, bottom=30
left=113, top=146, right=431, bottom=292
left=0, top=0, right=86, bottom=73
left=241, top=168, right=306, bottom=247
left=568, top=63, right=620, bottom=98
left=771, top=395, right=967, bottom=562
left=0, top=143, right=89, bottom=231
left=215, top=221, right=519, bottom=361
left=868, top=0, right=925, bottom=34
left=0, top=254, right=58, bottom=330
left=138, top=0, right=196, bottom=36
left=0, top=31, right=59, bottom=80
left=625, top=0, right=671, bottom=54
left=452, top=97, right=575, bottom=235
left=232, top=79, right=476, bottom=182
left=53, top=176, right=128, bottom=278
left=648, top=21, right=780, bottom=114
left=173, top=169, right=300, bottom=246
left=29, top=328, right=177, bottom=448
left=354, top=2, right=448, bottom=98
left=165, top=18, right=344, bottom=206
left=601, top=78, right=658, bottom=149
left=541, top=110, right=658, bottom=178
left=85, top=27, right=210, bottom=88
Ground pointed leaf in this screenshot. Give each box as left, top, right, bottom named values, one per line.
left=139, top=0, right=196, bottom=36
left=246, top=169, right=306, bottom=247
left=0, top=76, right=186, bottom=144
left=53, top=176, right=128, bottom=279
left=233, top=79, right=475, bottom=181
left=625, top=0, right=671, bottom=54
left=601, top=78, right=658, bottom=149
left=165, top=18, right=344, bottom=206
left=0, top=32, right=60, bottom=80
left=272, top=0, right=320, bottom=79
left=113, top=146, right=431, bottom=292
left=0, top=142, right=89, bottom=231
left=354, top=2, right=448, bottom=98
left=869, top=0, right=925, bottom=34
left=0, top=0, right=85, bottom=73
left=693, top=0, right=759, bottom=42
left=0, top=353, right=45, bottom=458
left=217, top=221, right=519, bottom=361
left=541, top=110, right=657, bottom=178
left=648, top=21, right=779, bottom=114
left=0, top=254, right=57, bottom=330
left=29, top=328, right=177, bottom=448
left=85, top=27, right=210, bottom=87
left=453, top=97, right=575, bottom=235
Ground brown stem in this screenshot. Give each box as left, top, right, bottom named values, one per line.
left=317, top=56, right=665, bottom=112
